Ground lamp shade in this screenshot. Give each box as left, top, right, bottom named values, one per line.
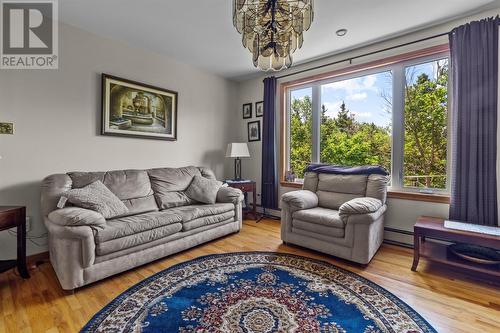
left=226, top=143, right=250, bottom=158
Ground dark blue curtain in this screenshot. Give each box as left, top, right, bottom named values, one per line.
left=261, top=76, right=278, bottom=209
left=449, top=17, right=499, bottom=226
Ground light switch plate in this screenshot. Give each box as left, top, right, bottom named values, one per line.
left=0, top=122, right=14, bottom=134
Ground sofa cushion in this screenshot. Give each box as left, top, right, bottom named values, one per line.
left=93, top=211, right=183, bottom=255
left=68, top=169, right=157, bottom=216
left=182, top=211, right=235, bottom=231
left=95, top=211, right=181, bottom=243
left=63, top=181, right=129, bottom=219
left=96, top=223, right=182, bottom=256
left=69, top=169, right=152, bottom=198
left=185, top=176, right=222, bottom=204
left=148, top=166, right=202, bottom=209
left=120, top=195, right=159, bottom=216
left=165, top=203, right=234, bottom=223
left=292, top=207, right=344, bottom=229
left=199, top=167, right=217, bottom=180
left=292, top=220, right=345, bottom=238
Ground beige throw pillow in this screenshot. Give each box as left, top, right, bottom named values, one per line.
left=62, top=180, right=128, bottom=219
left=185, top=176, right=222, bottom=204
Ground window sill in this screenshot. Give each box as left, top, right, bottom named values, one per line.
left=387, top=190, right=450, bottom=204
left=280, top=181, right=450, bottom=204
left=280, top=181, right=303, bottom=189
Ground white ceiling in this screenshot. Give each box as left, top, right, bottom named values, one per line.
left=59, top=0, right=499, bottom=80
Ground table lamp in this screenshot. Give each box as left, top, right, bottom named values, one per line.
left=226, top=143, right=250, bottom=180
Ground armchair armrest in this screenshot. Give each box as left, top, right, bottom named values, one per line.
left=48, top=207, right=106, bottom=227
left=339, top=197, right=385, bottom=224
left=281, top=190, right=318, bottom=210
left=216, top=186, right=244, bottom=204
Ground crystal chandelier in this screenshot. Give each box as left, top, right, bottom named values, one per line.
left=233, top=0, right=314, bottom=71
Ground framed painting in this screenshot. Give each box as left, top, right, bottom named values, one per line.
left=102, top=74, right=178, bottom=140
left=248, top=120, right=261, bottom=142
left=242, top=103, right=252, bottom=119
left=255, top=101, right=264, bottom=117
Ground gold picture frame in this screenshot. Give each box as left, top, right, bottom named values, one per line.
left=102, top=74, right=178, bottom=140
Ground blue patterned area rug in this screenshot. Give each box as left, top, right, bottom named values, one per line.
left=81, top=252, right=436, bottom=333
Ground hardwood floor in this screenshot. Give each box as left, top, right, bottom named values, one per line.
left=1, top=219, right=499, bottom=333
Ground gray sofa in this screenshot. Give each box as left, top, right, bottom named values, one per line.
left=281, top=172, right=389, bottom=264
left=41, top=166, right=243, bottom=290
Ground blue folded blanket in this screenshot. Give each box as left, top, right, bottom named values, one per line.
left=305, top=164, right=389, bottom=176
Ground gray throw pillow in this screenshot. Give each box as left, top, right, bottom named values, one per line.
left=185, top=175, right=222, bottom=204
left=62, top=180, right=128, bottom=219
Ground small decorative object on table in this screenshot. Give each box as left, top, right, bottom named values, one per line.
left=284, top=170, right=296, bottom=182
left=448, top=243, right=500, bottom=265
left=0, top=206, right=29, bottom=278
left=412, top=216, right=500, bottom=282
left=226, top=180, right=258, bottom=220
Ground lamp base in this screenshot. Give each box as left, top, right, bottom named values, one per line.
left=234, top=157, right=242, bottom=180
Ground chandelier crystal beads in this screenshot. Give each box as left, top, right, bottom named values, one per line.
left=233, top=0, right=314, bottom=71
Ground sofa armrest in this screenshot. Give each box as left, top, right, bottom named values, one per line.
left=216, top=186, right=244, bottom=204
left=281, top=190, right=318, bottom=210
left=339, top=197, right=385, bottom=224
left=44, top=218, right=96, bottom=273
left=48, top=207, right=106, bottom=227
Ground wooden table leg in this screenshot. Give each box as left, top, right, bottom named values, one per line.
left=17, top=207, right=30, bottom=279
left=411, top=230, right=420, bottom=272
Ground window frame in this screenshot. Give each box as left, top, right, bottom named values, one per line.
left=280, top=44, right=451, bottom=202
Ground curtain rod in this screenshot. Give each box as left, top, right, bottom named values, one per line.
left=275, top=31, right=450, bottom=80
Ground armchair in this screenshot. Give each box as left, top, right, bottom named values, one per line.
left=281, top=172, right=389, bottom=264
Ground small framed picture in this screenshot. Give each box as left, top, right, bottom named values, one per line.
left=242, top=103, right=252, bottom=119
left=255, top=101, right=264, bottom=117
left=248, top=121, right=261, bottom=142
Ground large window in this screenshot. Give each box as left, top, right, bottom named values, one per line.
left=286, top=52, right=449, bottom=193
left=320, top=71, right=393, bottom=174
left=289, top=87, right=312, bottom=178
left=403, top=59, right=448, bottom=189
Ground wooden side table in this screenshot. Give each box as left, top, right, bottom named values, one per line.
left=0, top=206, right=30, bottom=278
left=226, top=181, right=258, bottom=220
left=412, top=216, right=500, bottom=280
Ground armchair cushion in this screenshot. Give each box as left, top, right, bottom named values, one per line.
left=216, top=186, right=244, bottom=204
left=281, top=190, right=318, bottom=209
left=48, top=207, right=106, bottom=227
left=292, top=207, right=344, bottom=229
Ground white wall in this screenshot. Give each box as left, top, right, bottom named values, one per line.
left=233, top=8, right=500, bottom=245
left=0, top=23, right=238, bottom=258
